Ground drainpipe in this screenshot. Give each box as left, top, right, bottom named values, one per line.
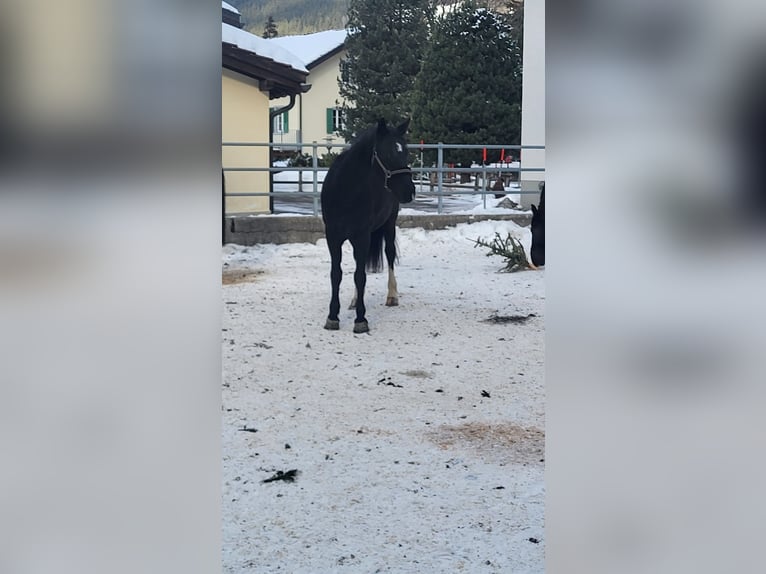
left=298, top=92, right=303, bottom=148
left=269, top=94, right=297, bottom=214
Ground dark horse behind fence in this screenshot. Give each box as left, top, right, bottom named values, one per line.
left=321, top=119, right=416, bottom=333
left=530, top=181, right=545, bottom=268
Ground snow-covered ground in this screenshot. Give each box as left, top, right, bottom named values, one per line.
left=222, top=220, right=545, bottom=573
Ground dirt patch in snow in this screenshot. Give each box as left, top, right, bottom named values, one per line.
left=222, top=268, right=264, bottom=285
left=427, top=422, right=545, bottom=466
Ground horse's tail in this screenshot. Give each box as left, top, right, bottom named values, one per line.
left=366, top=227, right=386, bottom=273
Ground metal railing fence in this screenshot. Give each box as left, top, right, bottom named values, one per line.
left=222, top=141, right=545, bottom=216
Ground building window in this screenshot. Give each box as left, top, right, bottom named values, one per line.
left=271, top=109, right=289, bottom=134
left=326, top=108, right=345, bottom=133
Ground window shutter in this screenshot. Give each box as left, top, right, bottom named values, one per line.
left=326, top=108, right=334, bottom=133
left=283, top=111, right=289, bottom=133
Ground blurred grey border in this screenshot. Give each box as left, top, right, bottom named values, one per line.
left=0, top=2, right=221, bottom=573
left=3, top=0, right=766, bottom=573
left=548, top=1, right=766, bottom=573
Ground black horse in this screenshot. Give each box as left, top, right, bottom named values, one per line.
left=321, top=119, right=416, bottom=333
left=530, top=182, right=545, bottom=268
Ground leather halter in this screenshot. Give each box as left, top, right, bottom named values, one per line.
left=371, top=148, right=412, bottom=190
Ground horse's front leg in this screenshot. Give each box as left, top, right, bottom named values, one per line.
left=324, top=238, right=343, bottom=330
left=350, top=237, right=370, bottom=333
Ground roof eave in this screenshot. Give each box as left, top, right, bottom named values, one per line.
left=306, top=44, right=346, bottom=70
left=222, top=43, right=309, bottom=99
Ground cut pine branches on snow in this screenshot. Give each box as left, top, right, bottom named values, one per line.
left=471, top=232, right=532, bottom=272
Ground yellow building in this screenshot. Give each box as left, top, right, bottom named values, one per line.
left=269, top=30, right=349, bottom=154
left=222, top=3, right=310, bottom=214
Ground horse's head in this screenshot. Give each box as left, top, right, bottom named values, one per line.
left=373, top=118, right=416, bottom=204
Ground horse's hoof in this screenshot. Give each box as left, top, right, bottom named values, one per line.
left=353, top=320, right=369, bottom=334
left=324, top=319, right=340, bottom=330
left=385, top=297, right=399, bottom=307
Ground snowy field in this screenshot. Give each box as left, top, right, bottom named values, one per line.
left=222, top=219, right=545, bottom=573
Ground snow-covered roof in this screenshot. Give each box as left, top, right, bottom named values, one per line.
left=269, top=30, right=346, bottom=68
left=222, top=23, right=308, bottom=74
left=222, top=1, right=239, bottom=15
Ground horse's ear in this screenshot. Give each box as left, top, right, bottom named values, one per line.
left=376, top=118, right=388, bottom=136
left=396, top=118, right=411, bottom=135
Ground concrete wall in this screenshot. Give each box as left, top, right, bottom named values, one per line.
left=520, top=0, right=545, bottom=208
left=225, top=213, right=532, bottom=246
left=222, top=69, right=271, bottom=214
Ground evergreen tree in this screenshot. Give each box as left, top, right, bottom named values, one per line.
left=338, top=0, right=435, bottom=140
left=411, top=2, right=522, bottom=166
left=505, top=0, right=524, bottom=51
left=262, top=15, right=278, bottom=38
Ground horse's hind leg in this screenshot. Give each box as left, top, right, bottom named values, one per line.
left=350, top=235, right=370, bottom=333
left=324, top=238, right=343, bottom=330
left=385, top=268, right=398, bottom=306
left=384, top=226, right=399, bottom=306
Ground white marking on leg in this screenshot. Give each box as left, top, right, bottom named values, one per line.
left=386, top=266, right=399, bottom=306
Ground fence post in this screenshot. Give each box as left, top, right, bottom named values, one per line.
left=297, top=147, right=303, bottom=194
left=437, top=143, right=444, bottom=214
left=312, top=142, right=319, bottom=216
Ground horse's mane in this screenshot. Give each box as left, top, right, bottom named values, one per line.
left=343, top=125, right=377, bottom=161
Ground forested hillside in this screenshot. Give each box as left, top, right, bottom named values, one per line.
left=226, top=0, right=350, bottom=36
left=224, top=0, right=499, bottom=36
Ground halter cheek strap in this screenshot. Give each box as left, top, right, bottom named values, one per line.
left=372, top=148, right=412, bottom=190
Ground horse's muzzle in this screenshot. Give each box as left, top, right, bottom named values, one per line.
left=400, top=181, right=416, bottom=204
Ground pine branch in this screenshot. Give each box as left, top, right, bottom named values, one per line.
left=471, top=232, right=531, bottom=272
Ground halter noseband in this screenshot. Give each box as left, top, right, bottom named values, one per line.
left=372, top=148, right=412, bottom=190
